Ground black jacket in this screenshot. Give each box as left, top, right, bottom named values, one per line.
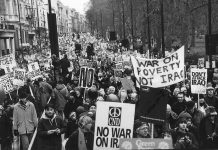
left=37, top=115, right=66, bottom=150
left=65, top=129, right=94, bottom=150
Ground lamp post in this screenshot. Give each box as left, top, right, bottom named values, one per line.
left=17, top=0, right=23, bottom=49
left=160, top=0, right=165, bottom=58
left=208, top=0, right=212, bottom=82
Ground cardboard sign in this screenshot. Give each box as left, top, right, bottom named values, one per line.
left=27, top=62, right=42, bottom=80
left=191, top=68, right=207, bottom=94
left=131, top=46, right=185, bottom=88
left=206, top=61, right=216, bottom=68
left=119, top=138, right=173, bottom=149
left=13, top=68, right=26, bottom=86
left=93, top=102, right=135, bottom=150
left=198, top=58, right=205, bottom=68
left=0, top=54, right=16, bottom=67
left=0, top=74, right=14, bottom=93
left=79, top=67, right=95, bottom=88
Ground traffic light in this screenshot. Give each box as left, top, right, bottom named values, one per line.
left=205, top=34, right=218, bottom=55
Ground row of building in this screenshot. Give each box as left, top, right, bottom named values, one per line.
left=0, top=0, right=89, bottom=57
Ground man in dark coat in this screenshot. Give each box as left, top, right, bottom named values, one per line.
left=37, top=104, right=66, bottom=150
left=65, top=115, right=94, bottom=150
left=172, top=92, right=187, bottom=116
left=60, top=54, right=70, bottom=79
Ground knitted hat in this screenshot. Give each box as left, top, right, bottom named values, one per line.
left=205, top=106, right=217, bottom=116
left=178, top=111, right=192, bottom=119
left=78, top=115, right=92, bottom=127
left=76, top=106, right=86, bottom=115
left=106, top=94, right=120, bottom=102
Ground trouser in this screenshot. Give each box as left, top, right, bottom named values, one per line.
left=20, top=133, right=33, bottom=150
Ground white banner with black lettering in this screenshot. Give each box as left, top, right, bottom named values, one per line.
left=131, top=46, right=185, bottom=88
left=0, top=74, right=14, bottom=93
left=13, top=68, right=26, bottom=86
left=93, top=102, right=135, bottom=150
left=191, top=68, right=207, bottom=94
left=27, top=62, right=42, bottom=80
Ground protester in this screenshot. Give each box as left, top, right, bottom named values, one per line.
left=172, top=92, right=187, bottom=116
left=13, top=86, right=38, bottom=150
left=65, top=111, right=78, bottom=139
left=171, top=116, right=198, bottom=149
left=199, top=106, right=218, bottom=148
left=37, top=104, right=66, bottom=150
left=65, top=115, right=94, bottom=150
left=0, top=105, right=13, bottom=150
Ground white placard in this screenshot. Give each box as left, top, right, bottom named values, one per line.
left=131, top=46, right=185, bottom=88
left=191, top=68, right=207, bottom=94
left=93, top=102, right=135, bottom=150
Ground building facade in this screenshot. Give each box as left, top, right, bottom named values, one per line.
left=0, top=0, right=88, bottom=57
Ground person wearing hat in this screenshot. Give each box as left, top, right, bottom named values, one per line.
left=199, top=106, right=218, bottom=148
left=182, top=101, right=205, bottom=129
left=37, top=104, right=66, bottom=150
left=204, top=86, right=218, bottom=108
left=0, top=105, right=13, bottom=150
left=171, top=116, right=199, bottom=149
left=65, top=115, right=94, bottom=150
left=133, top=120, right=151, bottom=138
left=13, top=86, right=38, bottom=150
left=65, top=111, right=78, bottom=139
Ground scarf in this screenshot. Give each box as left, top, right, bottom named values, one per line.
left=78, top=128, right=87, bottom=150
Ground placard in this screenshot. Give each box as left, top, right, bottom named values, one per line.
left=78, top=67, right=95, bottom=88
left=27, top=62, right=42, bottom=80
left=13, top=68, right=26, bottom=86
left=191, top=68, right=207, bottom=94
left=93, top=102, right=135, bottom=150
left=120, top=138, right=173, bottom=149
left=131, top=46, right=185, bottom=88
left=198, top=58, right=205, bottom=68
left=0, top=74, right=14, bottom=93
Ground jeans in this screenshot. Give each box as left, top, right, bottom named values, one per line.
left=20, top=133, right=33, bottom=150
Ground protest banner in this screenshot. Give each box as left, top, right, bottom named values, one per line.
left=0, top=74, right=14, bottom=93
left=78, top=67, right=95, bottom=88
left=137, top=88, right=169, bottom=124
left=191, top=68, right=207, bottom=94
left=27, top=62, right=42, bottom=80
left=119, top=138, right=173, bottom=149
left=0, top=54, right=16, bottom=67
left=131, top=46, right=185, bottom=88
left=206, top=61, right=216, bottom=68
left=198, top=58, right=205, bottom=68
left=13, top=68, right=26, bottom=86
left=94, top=102, right=135, bottom=150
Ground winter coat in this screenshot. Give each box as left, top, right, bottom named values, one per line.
left=0, top=113, right=13, bottom=144
left=39, top=81, right=53, bottom=108
left=37, top=115, right=66, bottom=150
left=52, top=84, right=69, bottom=111
left=60, top=58, right=70, bottom=77
left=171, top=128, right=198, bottom=149
left=199, top=116, right=218, bottom=148
left=204, top=95, right=218, bottom=108
left=65, top=129, right=94, bottom=150
left=13, top=101, right=38, bottom=135
left=65, top=119, right=78, bottom=139
left=64, top=99, right=81, bottom=119
left=184, top=108, right=205, bottom=128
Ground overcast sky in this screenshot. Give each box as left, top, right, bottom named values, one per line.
left=60, top=0, right=90, bottom=15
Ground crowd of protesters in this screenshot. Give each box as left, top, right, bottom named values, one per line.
left=1, top=33, right=218, bottom=150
